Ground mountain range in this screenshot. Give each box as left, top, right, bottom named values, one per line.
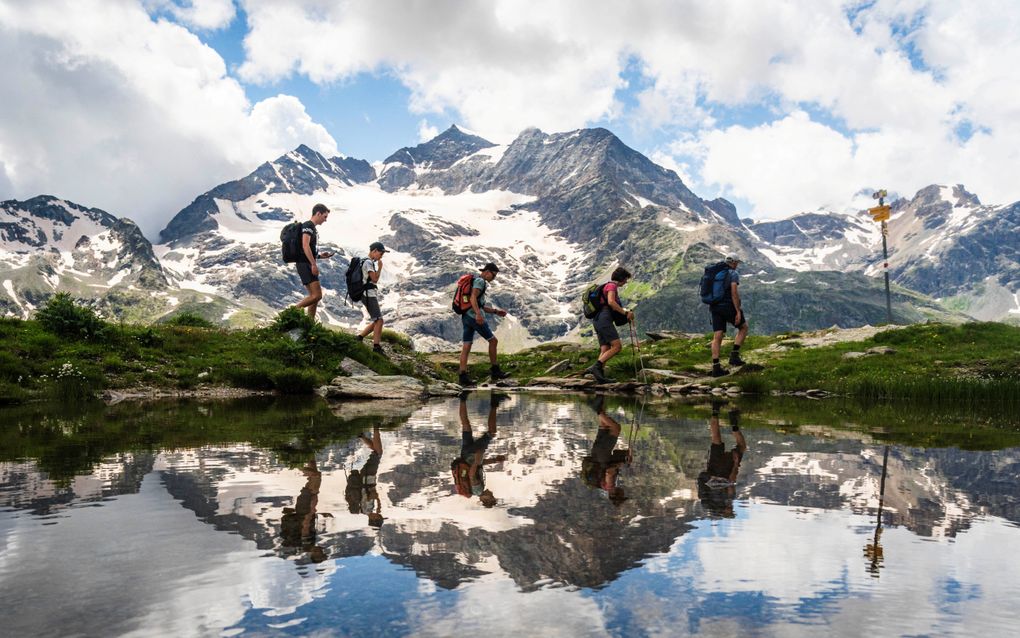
left=3, top=124, right=1016, bottom=349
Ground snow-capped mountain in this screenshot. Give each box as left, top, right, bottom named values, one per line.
left=1, top=126, right=990, bottom=340
left=0, top=195, right=167, bottom=318
left=154, top=125, right=768, bottom=349
left=751, top=185, right=1020, bottom=321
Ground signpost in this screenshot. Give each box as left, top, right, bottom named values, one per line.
left=870, top=190, right=893, bottom=324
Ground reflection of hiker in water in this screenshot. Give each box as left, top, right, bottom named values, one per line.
left=281, top=458, right=327, bottom=562
left=581, top=397, right=633, bottom=505
left=452, top=393, right=507, bottom=508
left=697, top=402, right=746, bottom=518
left=345, top=426, right=384, bottom=528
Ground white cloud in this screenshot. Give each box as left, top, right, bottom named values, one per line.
left=0, top=0, right=335, bottom=237
left=235, top=0, right=1020, bottom=215
left=145, top=0, right=237, bottom=30
left=417, top=119, right=439, bottom=143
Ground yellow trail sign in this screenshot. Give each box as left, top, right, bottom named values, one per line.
left=868, top=205, right=891, bottom=222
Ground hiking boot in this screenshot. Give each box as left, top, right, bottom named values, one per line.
left=728, top=353, right=746, bottom=366
left=373, top=343, right=386, bottom=355
left=458, top=372, right=474, bottom=387
left=490, top=365, right=511, bottom=382
left=586, top=361, right=610, bottom=384
left=710, top=364, right=730, bottom=378
left=728, top=408, right=741, bottom=431
left=589, top=394, right=606, bottom=415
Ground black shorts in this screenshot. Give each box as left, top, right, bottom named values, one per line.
left=460, top=431, right=493, bottom=459
left=710, top=304, right=746, bottom=332
left=362, top=296, right=383, bottom=321
left=593, top=309, right=620, bottom=346
left=707, top=442, right=742, bottom=477
left=296, top=262, right=318, bottom=286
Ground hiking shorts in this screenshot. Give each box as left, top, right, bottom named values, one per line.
left=707, top=442, right=743, bottom=477
left=461, top=431, right=493, bottom=458
left=296, top=262, right=318, bottom=286
left=462, top=314, right=495, bottom=343
left=593, top=309, right=621, bottom=346
left=362, top=296, right=383, bottom=322
left=710, top=304, right=747, bottom=332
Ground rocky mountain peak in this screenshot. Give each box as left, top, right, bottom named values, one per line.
left=382, top=125, right=496, bottom=170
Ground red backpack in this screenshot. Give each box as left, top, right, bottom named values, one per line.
left=451, top=274, right=476, bottom=315
left=451, top=458, right=472, bottom=497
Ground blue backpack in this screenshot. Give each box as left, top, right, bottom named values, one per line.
left=699, top=262, right=732, bottom=305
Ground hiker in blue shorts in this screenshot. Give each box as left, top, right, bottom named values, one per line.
left=457, top=262, right=511, bottom=386
left=709, top=255, right=749, bottom=377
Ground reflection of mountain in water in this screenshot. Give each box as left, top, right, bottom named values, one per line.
left=3, top=396, right=1019, bottom=593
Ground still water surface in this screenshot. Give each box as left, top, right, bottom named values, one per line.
left=1, top=394, right=1019, bottom=637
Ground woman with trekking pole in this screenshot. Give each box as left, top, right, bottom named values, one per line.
left=585, top=267, right=634, bottom=384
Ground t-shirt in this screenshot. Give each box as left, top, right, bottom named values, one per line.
left=361, top=258, right=379, bottom=298
left=722, top=269, right=740, bottom=303
left=296, top=221, right=317, bottom=264
left=465, top=276, right=488, bottom=320
left=598, top=281, right=627, bottom=322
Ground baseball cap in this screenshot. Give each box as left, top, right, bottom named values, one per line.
left=480, top=262, right=499, bottom=274
left=369, top=241, right=388, bottom=253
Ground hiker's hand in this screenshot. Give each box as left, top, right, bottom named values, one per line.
left=495, top=309, right=507, bottom=317
left=476, top=315, right=485, bottom=325
left=626, top=310, right=635, bottom=322
left=735, top=310, right=742, bottom=324
left=310, top=264, right=319, bottom=276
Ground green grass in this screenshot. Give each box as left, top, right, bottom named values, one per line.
left=0, top=302, right=430, bottom=404
left=459, top=321, right=1020, bottom=406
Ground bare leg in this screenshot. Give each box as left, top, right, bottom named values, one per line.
left=709, top=414, right=723, bottom=445
left=372, top=318, right=383, bottom=345
left=460, top=398, right=471, bottom=431
left=599, top=339, right=622, bottom=364
left=459, top=342, right=472, bottom=373
left=711, top=330, right=725, bottom=360
left=487, top=337, right=498, bottom=365
left=734, top=323, right=749, bottom=347
left=296, top=281, right=323, bottom=319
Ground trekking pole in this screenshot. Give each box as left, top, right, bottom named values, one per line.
left=629, top=320, right=648, bottom=383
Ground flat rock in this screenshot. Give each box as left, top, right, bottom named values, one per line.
left=330, top=399, right=421, bottom=421
left=866, top=346, right=897, bottom=355
left=842, top=351, right=869, bottom=360
left=530, top=377, right=596, bottom=389
left=340, top=357, right=378, bottom=377
left=543, top=359, right=572, bottom=375
left=424, top=380, right=464, bottom=397
left=645, top=331, right=702, bottom=341
left=318, top=375, right=426, bottom=400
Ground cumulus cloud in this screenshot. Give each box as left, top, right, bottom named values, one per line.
left=417, top=119, right=439, bottom=143
left=0, top=0, right=335, bottom=237
left=144, top=0, right=237, bottom=30
left=237, top=0, right=1020, bottom=215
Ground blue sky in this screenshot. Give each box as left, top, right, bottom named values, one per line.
left=2, top=0, right=1019, bottom=234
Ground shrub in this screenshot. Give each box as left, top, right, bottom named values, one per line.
left=222, top=365, right=276, bottom=390
left=46, top=361, right=100, bottom=403
left=0, top=350, right=28, bottom=382
left=271, top=307, right=314, bottom=333
left=35, top=293, right=109, bottom=341
left=163, top=311, right=215, bottom=329
left=0, top=380, right=28, bottom=405
left=271, top=368, right=321, bottom=394
left=381, top=329, right=413, bottom=349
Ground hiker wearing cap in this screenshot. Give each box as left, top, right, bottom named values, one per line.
left=582, top=396, right=632, bottom=506
left=708, top=255, right=748, bottom=377
left=458, top=262, right=511, bottom=386
left=697, top=402, right=745, bottom=518
left=584, top=267, right=634, bottom=384
left=357, top=241, right=387, bottom=355
left=293, top=203, right=334, bottom=320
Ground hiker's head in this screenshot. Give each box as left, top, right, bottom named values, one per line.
left=369, top=241, right=388, bottom=259
left=310, top=203, right=330, bottom=224
left=725, top=255, right=741, bottom=269
left=480, top=262, right=500, bottom=281
left=479, top=489, right=497, bottom=508
left=611, top=266, right=632, bottom=285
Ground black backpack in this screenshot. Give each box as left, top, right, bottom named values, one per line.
left=280, top=222, right=303, bottom=263
left=345, top=257, right=368, bottom=301
left=699, top=262, right=731, bottom=305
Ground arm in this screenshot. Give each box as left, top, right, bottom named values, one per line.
left=731, top=282, right=742, bottom=317
left=302, top=234, right=317, bottom=273
left=471, top=287, right=485, bottom=324
left=367, top=260, right=381, bottom=284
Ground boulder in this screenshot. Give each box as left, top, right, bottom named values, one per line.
left=425, top=380, right=464, bottom=397
left=318, top=375, right=426, bottom=400
left=529, top=377, right=596, bottom=390
left=340, top=357, right=378, bottom=377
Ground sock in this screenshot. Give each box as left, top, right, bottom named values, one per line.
left=712, top=358, right=720, bottom=366
left=732, top=344, right=741, bottom=352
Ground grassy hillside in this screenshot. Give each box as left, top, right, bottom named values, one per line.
left=0, top=295, right=430, bottom=405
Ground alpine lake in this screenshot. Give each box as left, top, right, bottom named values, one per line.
left=2, top=392, right=1019, bottom=638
